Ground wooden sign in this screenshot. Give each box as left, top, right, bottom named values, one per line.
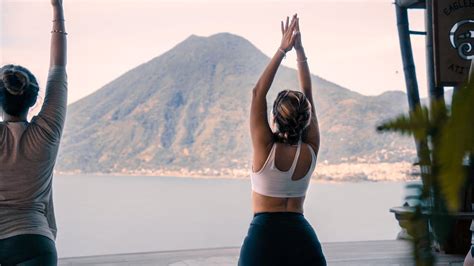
left=433, top=0, right=474, bottom=86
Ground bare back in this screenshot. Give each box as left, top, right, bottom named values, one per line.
left=252, top=141, right=316, bottom=214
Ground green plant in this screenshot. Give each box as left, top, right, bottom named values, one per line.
left=377, top=77, right=474, bottom=265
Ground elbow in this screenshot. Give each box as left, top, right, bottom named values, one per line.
left=252, top=86, right=258, bottom=97
left=252, top=84, right=266, bottom=99
left=251, top=87, right=259, bottom=99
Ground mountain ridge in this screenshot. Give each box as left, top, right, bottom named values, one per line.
left=57, top=32, right=416, bottom=173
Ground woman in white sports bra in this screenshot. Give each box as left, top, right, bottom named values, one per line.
left=238, top=14, right=326, bottom=266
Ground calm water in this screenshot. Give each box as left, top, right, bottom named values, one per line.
left=53, top=175, right=406, bottom=258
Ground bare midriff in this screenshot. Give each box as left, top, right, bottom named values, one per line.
left=252, top=191, right=305, bottom=214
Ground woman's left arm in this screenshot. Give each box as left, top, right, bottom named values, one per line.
left=50, top=0, right=67, bottom=68
left=294, top=19, right=320, bottom=153
left=34, top=0, right=68, bottom=140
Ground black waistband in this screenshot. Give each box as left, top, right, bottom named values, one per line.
left=254, top=212, right=304, bottom=217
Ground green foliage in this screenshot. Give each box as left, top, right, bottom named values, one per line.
left=378, top=81, right=473, bottom=211
left=438, top=81, right=474, bottom=211
left=377, top=105, right=431, bottom=140
left=377, top=77, right=474, bottom=265
left=401, top=183, right=435, bottom=266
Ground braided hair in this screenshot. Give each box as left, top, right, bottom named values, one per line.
left=0, top=65, right=39, bottom=116
left=272, top=90, right=312, bottom=145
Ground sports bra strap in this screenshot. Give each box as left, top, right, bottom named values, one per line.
left=288, top=140, right=302, bottom=175
left=269, top=143, right=278, bottom=169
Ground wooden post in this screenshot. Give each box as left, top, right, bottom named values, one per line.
left=395, top=3, right=432, bottom=185
left=425, top=0, right=444, bottom=102
left=396, top=4, right=422, bottom=110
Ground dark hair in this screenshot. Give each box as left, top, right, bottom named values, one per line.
left=272, top=90, right=312, bottom=145
left=0, top=65, right=39, bottom=116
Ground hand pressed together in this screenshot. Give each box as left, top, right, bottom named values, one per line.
left=51, top=0, right=63, bottom=7
left=279, top=14, right=298, bottom=53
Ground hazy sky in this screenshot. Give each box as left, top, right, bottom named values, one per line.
left=1, top=0, right=429, bottom=108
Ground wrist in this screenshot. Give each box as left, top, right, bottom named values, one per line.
left=295, top=47, right=305, bottom=55
left=53, top=8, right=65, bottom=19
left=278, top=47, right=286, bottom=53
left=277, top=47, right=287, bottom=58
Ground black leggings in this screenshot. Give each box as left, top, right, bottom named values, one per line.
left=0, top=234, right=57, bottom=266
left=239, top=212, right=326, bottom=266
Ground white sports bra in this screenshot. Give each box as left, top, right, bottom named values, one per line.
left=251, top=140, right=317, bottom=198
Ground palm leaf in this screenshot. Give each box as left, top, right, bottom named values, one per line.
left=437, top=81, right=474, bottom=211
left=377, top=105, right=431, bottom=141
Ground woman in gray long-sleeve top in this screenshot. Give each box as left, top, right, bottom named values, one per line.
left=0, top=0, right=67, bottom=265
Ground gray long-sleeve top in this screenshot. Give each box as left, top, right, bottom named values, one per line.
left=0, top=66, right=67, bottom=241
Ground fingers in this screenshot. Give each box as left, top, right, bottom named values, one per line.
left=294, top=18, right=301, bottom=42
left=51, top=0, right=63, bottom=7
left=289, top=14, right=298, bottom=31
left=289, top=31, right=297, bottom=46
left=291, top=14, right=297, bottom=23
left=282, top=14, right=298, bottom=34
left=281, top=14, right=299, bottom=48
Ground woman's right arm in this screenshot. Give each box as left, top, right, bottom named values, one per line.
left=294, top=18, right=320, bottom=153
left=35, top=0, right=68, bottom=140
left=250, top=15, right=297, bottom=168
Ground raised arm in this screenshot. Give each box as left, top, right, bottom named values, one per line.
left=32, top=0, right=68, bottom=140
left=50, top=0, right=67, bottom=67
left=251, top=15, right=298, bottom=170
left=294, top=18, right=320, bottom=153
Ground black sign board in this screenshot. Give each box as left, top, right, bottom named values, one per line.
left=433, top=0, right=474, bottom=86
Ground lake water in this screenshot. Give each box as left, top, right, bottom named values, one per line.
left=53, top=175, right=406, bottom=258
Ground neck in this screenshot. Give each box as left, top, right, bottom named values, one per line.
left=2, top=113, right=28, bottom=122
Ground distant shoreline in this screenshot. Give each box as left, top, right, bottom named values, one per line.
left=56, top=161, right=418, bottom=183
